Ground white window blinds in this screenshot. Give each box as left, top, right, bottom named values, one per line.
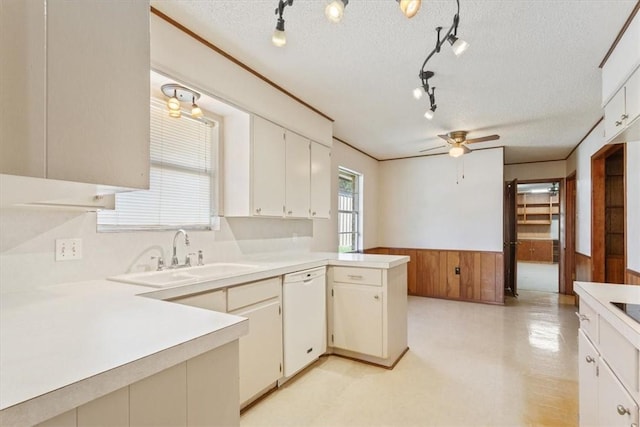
left=98, top=99, right=216, bottom=231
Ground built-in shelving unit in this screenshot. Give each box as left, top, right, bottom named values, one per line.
left=516, top=192, right=559, bottom=225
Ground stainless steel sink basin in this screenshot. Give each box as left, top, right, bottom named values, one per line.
left=109, top=262, right=260, bottom=288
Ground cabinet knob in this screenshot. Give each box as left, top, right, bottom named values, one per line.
left=312, top=211, right=316, bottom=216
left=374, top=295, right=379, bottom=300
left=615, top=120, right=623, bottom=127
left=575, top=312, right=590, bottom=322
left=621, top=114, right=629, bottom=120
left=256, top=208, right=262, bottom=214
left=287, top=210, right=293, bottom=215
left=585, top=355, right=595, bottom=364
left=616, top=405, right=631, bottom=416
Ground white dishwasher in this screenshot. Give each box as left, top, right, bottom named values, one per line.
left=282, top=267, right=327, bottom=378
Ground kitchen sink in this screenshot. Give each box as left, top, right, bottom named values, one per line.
left=109, top=262, right=260, bottom=288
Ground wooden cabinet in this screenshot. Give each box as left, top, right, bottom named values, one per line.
left=0, top=0, right=150, bottom=190
left=517, top=239, right=553, bottom=263
left=227, top=277, right=283, bottom=407
left=35, top=343, right=240, bottom=427
left=225, top=115, right=331, bottom=219
left=310, top=142, right=332, bottom=219
left=517, top=193, right=559, bottom=225
left=328, top=264, right=408, bottom=367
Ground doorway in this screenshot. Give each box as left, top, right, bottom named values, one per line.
left=591, top=145, right=626, bottom=283
left=516, top=181, right=561, bottom=293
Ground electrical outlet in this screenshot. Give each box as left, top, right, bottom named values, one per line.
left=55, top=238, right=83, bottom=261
left=454, top=266, right=460, bottom=275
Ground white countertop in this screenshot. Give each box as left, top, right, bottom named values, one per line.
left=0, top=252, right=408, bottom=425
left=574, top=281, right=640, bottom=348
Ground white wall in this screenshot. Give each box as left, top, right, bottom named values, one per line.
left=504, top=160, right=566, bottom=181
left=377, top=148, right=504, bottom=252
left=627, top=141, right=640, bottom=272
left=567, top=122, right=607, bottom=256
left=311, top=139, right=380, bottom=252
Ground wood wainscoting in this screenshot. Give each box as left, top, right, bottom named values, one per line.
left=575, top=252, right=592, bottom=282
left=628, top=269, right=640, bottom=286
left=364, top=248, right=504, bottom=305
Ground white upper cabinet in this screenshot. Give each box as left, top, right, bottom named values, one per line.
left=605, top=66, right=640, bottom=143
left=224, top=114, right=330, bottom=219
left=602, top=13, right=640, bottom=105
left=0, top=0, right=150, bottom=190
left=252, top=116, right=286, bottom=217
left=310, top=142, right=331, bottom=219
left=285, top=131, right=311, bottom=218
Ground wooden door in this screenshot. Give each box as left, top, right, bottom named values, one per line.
left=564, top=174, right=576, bottom=295
left=504, top=179, right=518, bottom=297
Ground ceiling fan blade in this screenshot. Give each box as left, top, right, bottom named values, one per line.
left=464, top=135, right=500, bottom=144
left=462, top=144, right=471, bottom=154
left=419, top=144, right=447, bottom=153
left=438, top=134, right=456, bottom=145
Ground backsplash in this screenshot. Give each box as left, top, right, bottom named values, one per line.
left=0, top=207, right=314, bottom=293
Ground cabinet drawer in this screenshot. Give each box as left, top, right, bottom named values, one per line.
left=600, top=317, right=639, bottom=396
left=228, top=277, right=281, bottom=311
left=578, top=300, right=599, bottom=344
left=171, top=289, right=226, bottom=312
left=333, top=267, right=382, bottom=286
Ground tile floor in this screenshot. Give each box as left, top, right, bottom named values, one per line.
left=241, top=291, right=579, bottom=427
left=518, top=262, right=560, bottom=293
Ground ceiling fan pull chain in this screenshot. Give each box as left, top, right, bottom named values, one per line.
left=462, top=157, right=465, bottom=180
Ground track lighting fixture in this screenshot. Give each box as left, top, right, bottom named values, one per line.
left=397, top=0, right=421, bottom=18
left=424, top=107, right=435, bottom=120
left=161, top=84, right=203, bottom=119
left=414, top=0, right=468, bottom=116
left=325, top=0, right=348, bottom=23
left=272, top=0, right=293, bottom=47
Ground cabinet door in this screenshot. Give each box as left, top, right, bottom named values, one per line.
left=252, top=116, right=286, bottom=217
left=517, top=240, right=531, bottom=262
left=0, top=0, right=46, bottom=178
left=530, top=240, right=553, bottom=262
left=231, top=298, right=283, bottom=405
left=46, top=1, right=150, bottom=189
left=332, top=283, right=383, bottom=357
left=626, top=67, right=640, bottom=125
left=578, top=331, right=599, bottom=427
left=285, top=131, right=311, bottom=218
left=605, top=88, right=627, bottom=140
left=310, top=142, right=331, bottom=219
left=598, top=359, right=639, bottom=427
left=130, top=362, right=187, bottom=427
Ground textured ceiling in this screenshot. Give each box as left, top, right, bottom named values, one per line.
left=150, top=0, right=636, bottom=163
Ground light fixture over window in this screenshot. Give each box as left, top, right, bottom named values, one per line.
left=325, top=0, right=348, bottom=23
left=161, top=84, right=203, bottom=119
left=398, top=0, right=421, bottom=18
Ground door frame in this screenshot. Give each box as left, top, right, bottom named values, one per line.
left=513, top=178, right=565, bottom=293
left=564, top=172, right=576, bottom=295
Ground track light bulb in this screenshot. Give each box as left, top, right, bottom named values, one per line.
left=191, top=99, right=203, bottom=119
left=424, top=109, right=434, bottom=120
left=398, top=0, right=421, bottom=19
left=325, top=0, right=347, bottom=23
left=413, top=87, right=423, bottom=100
left=167, top=91, right=180, bottom=111
left=448, top=34, right=469, bottom=56
left=169, top=109, right=181, bottom=119
left=449, top=145, right=465, bottom=158
left=272, top=18, right=287, bottom=47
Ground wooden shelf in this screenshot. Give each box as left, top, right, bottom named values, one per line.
left=516, top=192, right=559, bottom=226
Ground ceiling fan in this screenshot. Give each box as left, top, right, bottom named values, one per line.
left=420, top=131, right=500, bottom=157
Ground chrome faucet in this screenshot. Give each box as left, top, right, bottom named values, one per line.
left=171, top=229, right=190, bottom=268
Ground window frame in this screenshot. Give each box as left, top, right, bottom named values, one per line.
left=338, top=167, right=362, bottom=253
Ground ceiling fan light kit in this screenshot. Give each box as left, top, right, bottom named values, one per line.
left=419, top=131, right=500, bottom=157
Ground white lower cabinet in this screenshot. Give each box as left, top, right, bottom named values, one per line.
left=598, top=359, right=639, bottom=427
left=171, top=288, right=227, bottom=312
left=578, top=330, right=599, bottom=426
left=228, top=278, right=283, bottom=407
left=35, top=342, right=240, bottom=427
left=328, top=264, right=408, bottom=367
left=332, top=283, right=383, bottom=357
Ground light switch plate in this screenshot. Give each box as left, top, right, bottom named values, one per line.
left=55, top=238, right=82, bottom=261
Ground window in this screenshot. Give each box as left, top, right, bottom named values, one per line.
left=98, top=99, right=218, bottom=231
left=338, top=167, right=362, bottom=253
